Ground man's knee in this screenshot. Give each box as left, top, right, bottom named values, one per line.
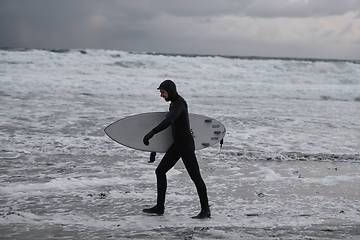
left=190, top=173, right=204, bottom=184
left=155, top=166, right=165, bottom=177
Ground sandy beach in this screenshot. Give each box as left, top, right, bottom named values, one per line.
left=1, top=153, right=359, bottom=239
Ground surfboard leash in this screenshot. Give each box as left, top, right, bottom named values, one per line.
left=148, top=152, right=156, bottom=163
left=196, top=136, right=224, bottom=158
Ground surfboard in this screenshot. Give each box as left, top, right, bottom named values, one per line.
left=104, top=112, right=226, bottom=153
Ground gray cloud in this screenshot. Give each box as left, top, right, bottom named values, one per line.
left=243, top=0, right=360, bottom=18
left=0, top=0, right=359, bottom=59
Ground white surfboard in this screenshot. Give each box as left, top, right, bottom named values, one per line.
left=104, top=112, right=226, bottom=153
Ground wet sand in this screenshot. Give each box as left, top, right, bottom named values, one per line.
left=1, top=154, right=360, bottom=239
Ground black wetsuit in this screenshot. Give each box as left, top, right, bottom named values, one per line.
left=144, top=80, right=209, bottom=213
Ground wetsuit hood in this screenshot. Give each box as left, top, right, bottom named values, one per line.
left=157, top=80, right=179, bottom=102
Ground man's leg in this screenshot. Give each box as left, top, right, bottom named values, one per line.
left=143, top=145, right=180, bottom=215
left=182, top=151, right=210, bottom=218
left=155, top=146, right=180, bottom=206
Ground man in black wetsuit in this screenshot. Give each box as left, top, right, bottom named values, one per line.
left=142, top=80, right=211, bottom=219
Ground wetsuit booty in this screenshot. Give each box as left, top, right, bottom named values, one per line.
left=142, top=205, right=164, bottom=215
left=191, top=208, right=211, bottom=219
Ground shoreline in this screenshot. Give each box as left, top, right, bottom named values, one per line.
left=1, top=154, right=360, bottom=239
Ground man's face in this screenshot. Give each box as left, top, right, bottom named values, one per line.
left=160, top=89, right=168, bottom=100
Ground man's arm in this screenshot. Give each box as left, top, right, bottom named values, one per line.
left=152, top=101, right=184, bottom=134
left=143, top=101, right=185, bottom=146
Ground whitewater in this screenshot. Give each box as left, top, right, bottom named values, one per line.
left=1, top=48, right=360, bottom=239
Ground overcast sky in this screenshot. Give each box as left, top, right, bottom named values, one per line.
left=1, top=0, right=360, bottom=60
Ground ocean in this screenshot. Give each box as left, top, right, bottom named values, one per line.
left=1, top=48, right=360, bottom=239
